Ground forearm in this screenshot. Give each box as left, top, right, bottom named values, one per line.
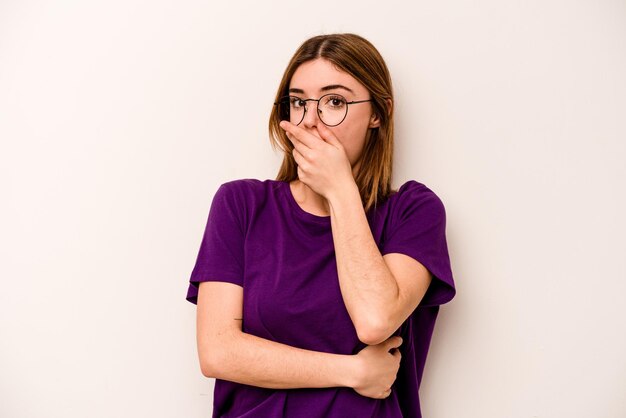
left=204, top=331, right=358, bottom=390
left=327, top=182, right=399, bottom=342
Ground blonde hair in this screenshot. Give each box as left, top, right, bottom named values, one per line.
left=268, top=33, right=396, bottom=212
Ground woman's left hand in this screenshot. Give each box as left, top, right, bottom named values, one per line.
left=280, top=120, right=355, bottom=199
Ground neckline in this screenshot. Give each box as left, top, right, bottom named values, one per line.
left=281, top=180, right=331, bottom=225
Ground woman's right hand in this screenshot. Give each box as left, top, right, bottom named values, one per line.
left=351, top=335, right=403, bottom=399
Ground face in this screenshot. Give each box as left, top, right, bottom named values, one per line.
left=287, top=58, right=381, bottom=173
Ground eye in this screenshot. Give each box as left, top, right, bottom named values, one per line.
left=324, top=95, right=346, bottom=108
left=290, top=97, right=305, bottom=108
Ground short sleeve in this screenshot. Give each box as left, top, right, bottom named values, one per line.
left=381, top=181, right=456, bottom=307
left=185, top=182, right=245, bottom=305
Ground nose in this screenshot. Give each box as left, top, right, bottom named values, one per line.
left=301, top=100, right=321, bottom=128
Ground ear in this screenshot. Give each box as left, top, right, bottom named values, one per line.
left=369, top=112, right=381, bottom=128
left=368, top=98, right=392, bottom=128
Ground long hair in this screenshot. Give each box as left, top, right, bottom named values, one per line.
left=268, top=33, right=396, bottom=212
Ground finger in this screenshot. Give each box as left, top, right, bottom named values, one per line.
left=285, top=131, right=309, bottom=159
left=292, top=147, right=304, bottom=166
left=285, top=130, right=309, bottom=162
left=284, top=130, right=298, bottom=146
left=387, top=336, right=403, bottom=349
left=316, top=122, right=342, bottom=147
left=280, top=120, right=322, bottom=150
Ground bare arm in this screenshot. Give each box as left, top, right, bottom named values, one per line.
left=205, top=329, right=357, bottom=389
left=327, top=182, right=433, bottom=345
left=197, top=281, right=358, bottom=389
left=327, top=181, right=400, bottom=345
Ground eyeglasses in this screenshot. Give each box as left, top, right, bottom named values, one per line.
left=274, top=93, right=373, bottom=127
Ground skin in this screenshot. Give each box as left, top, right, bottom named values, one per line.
left=197, top=57, right=432, bottom=402
left=280, top=57, right=433, bottom=398
left=281, top=58, right=402, bottom=399
left=282, top=57, right=382, bottom=215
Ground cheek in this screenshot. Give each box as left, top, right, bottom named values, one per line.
left=335, top=129, right=364, bottom=162
left=331, top=127, right=351, bottom=150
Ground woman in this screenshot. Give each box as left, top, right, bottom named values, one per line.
left=185, top=33, right=457, bottom=418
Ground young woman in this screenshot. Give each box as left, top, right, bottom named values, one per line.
left=186, top=33, right=457, bottom=418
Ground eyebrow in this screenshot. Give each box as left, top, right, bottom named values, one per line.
left=288, top=84, right=355, bottom=95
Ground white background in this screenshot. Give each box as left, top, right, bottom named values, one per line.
left=1, top=1, right=625, bottom=417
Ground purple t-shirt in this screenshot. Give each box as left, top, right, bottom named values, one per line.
left=186, top=178, right=456, bottom=418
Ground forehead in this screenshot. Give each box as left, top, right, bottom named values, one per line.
left=289, top=58, right=363, bottom=95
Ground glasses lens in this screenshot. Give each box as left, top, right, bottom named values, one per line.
left=278, top=96, right=305, bottom=125
left=318, top=94, right=348, bottom=126
left=277, top=94, right=348, bottom=126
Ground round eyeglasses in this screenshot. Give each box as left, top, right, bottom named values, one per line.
left=274, top=93, right=373, bottom=127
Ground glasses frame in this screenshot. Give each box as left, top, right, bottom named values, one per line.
left=274, top=93, right=373, bottom=127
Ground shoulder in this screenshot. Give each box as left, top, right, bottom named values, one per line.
left=396, top=180, right=444, bottom=205
left=218, top=178, right=264, bottom=193
left=214, top=178, right=281, bottom=212
left=210, top=179, right=272, bottom=231
left=393, top=180, right=447, bottom=220
left=216, top=178, right=275, bottom=199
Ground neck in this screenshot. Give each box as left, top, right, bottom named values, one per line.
left=291, top=179, right=331, bottom=216
left=290, top=156, right=362, bottom=215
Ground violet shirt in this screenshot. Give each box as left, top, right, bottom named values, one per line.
left=186, top=179, right=456, bottom=418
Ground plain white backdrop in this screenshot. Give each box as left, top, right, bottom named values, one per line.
left=1, top=0, right=625, bottom=417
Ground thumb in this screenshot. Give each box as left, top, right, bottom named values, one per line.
left=387, top=335, right=403, bottom=349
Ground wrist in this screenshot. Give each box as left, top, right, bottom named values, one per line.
left=327, top=180, right=360, bottom=211
left=336, top=354, right=361, bottom=388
